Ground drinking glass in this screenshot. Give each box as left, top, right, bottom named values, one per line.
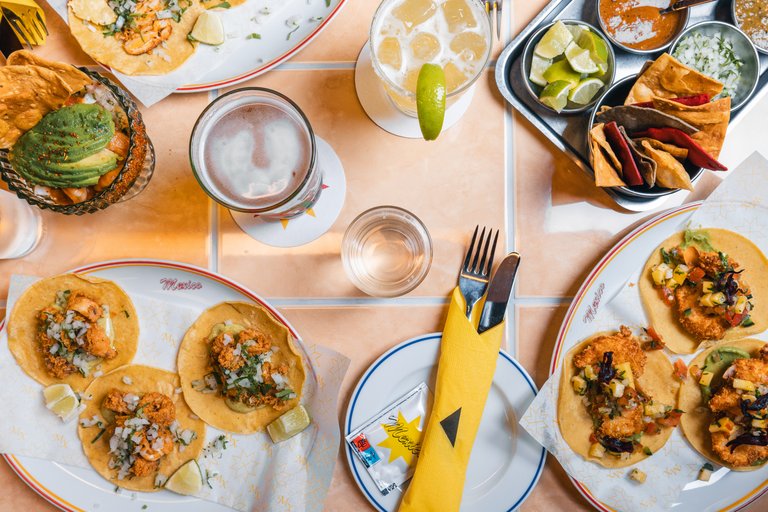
left=0, top=189, right=42, bottom=259
left=189, top=88, right=323, bottom=220
left=369, top=0, right=492, bottom=116
left=342, top=206, right=433, bottom=297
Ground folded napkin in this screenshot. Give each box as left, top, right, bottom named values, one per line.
left=399, top=287, right=504, bottom=512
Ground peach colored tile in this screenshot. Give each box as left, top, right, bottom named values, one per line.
left=0, top=458, right=57, bottom=512
left=515, top=304, right=569, bottom=386
left=276, top=305, right=446, bottom=511
left=0, top=93, right=212, bottom=300
left=512, top=0, right=549, bottom=36
left=218, top=68, right=506, bottom=298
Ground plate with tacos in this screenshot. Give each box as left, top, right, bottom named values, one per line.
left=546, top=198, right=768, bottom=511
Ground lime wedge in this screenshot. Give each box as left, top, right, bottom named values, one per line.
left=564, top=42, right=599, bottom=74
left=43, top=383, right=76, bottom=407
left=267, top=405, right=312, bottom=443
left=542, top=59, right=580, bottom=87
left=165, top=460, right=203, bottom=496
left=190, top=11, right=225, bottom=46
left=589, top=61, right=609, bottom=79
left=568, top=78, right=604, bottom=105
left=534, top=21, right=573, bottom=59
left=567, top=24, right=585, bottom=42
left=539, top=80, right=572, bottom=112
left=416, top=63, right=446, bottom=141
left=577, top=30, right=609, bottom=65
left=48, top=394, right=81, bottom=422
left=529, top=55, right=552, bottom=87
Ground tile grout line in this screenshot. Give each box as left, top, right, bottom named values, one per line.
left=208, top=89, right=220, bottom=273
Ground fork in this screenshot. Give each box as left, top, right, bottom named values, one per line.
left=458, top=226, right=499, bottom=318
left=484, top=0, right=502, bottom=40
left=1, top=8, right=32, bottom=49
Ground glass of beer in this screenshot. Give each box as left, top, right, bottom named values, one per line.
left=370, top=0, right=492, bottom=116
left=189, top=88, right=322, bottom=220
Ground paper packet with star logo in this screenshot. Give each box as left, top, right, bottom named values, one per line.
left=345, top=382, right=432, bottom=495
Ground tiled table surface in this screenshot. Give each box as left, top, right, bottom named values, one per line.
left=1, top=1, right=767, bottom=511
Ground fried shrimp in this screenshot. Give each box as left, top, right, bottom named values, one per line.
left=573, top=326, right=647, bottom=378
left=137, top=392, right=175, bottom=426
left=697, top=251, right=737, bottom=276
left=730, top=358, right=768, bottom=385
left=709, top=387, right=742, bottom=414
left=599, top=406, right=644, bottom=439
left=138, top=430, right=174, bottom=461
left=239, top=329, right=271, bottom=355
left=131, top=456, right=159, bottom=477
left=66, top=292, right=102, bottom=322
left=117, top=0, right=173, bottom=56
left=103, top=389, right=131, bottom=414
left=209, top=333, right=246, bottom=371
left=711, top=431, right=768, bottom=467
left=675, top=285, right=728, bottom=340
left=83, top=326, right=116, bottom=359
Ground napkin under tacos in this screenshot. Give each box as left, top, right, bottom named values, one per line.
left=7, top=274, right=139, bottom=391
left=78, top=365, right=206, bottom=491
left=558, top=326, right=680, bottom=468
left=679, top=339, right=768, bottom=471
left=177, top=302, right=306, bottom=434
left=67, top=0, right=204, bottom=75
left=640, top=229, right=768, bottom=354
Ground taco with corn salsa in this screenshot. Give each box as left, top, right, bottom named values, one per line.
left=640, top=228, right=768, bottom=354
left=679, top=339, right=768, bottom=471
left=78, top=365, right=205, bottom=491
left=177, top=302, right=306, bottom=434
left=7, top=274, right=139, bottom=391
left=558, top=326, right=680, bottom=468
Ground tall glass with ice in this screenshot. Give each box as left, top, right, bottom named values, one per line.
left=189, top=88, right=322, bottom=220
left=370, top=0, right=492, bottom=116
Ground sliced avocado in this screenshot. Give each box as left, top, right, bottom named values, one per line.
left=225, top=397, right=259, bottom=414
left=11, top=149, right=118, bottom=188
left=700, top=347, right=751, bottom=401
left=47, top=149, right=118, bottom=174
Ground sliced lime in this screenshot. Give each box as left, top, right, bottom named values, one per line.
left=190, top=11, right=225, bottom=46
left=542, top=59, right=580, bottom=87
left=416, top=63, right=446, bottom=141
left=48, top=394, right=81, bottom=422
left=564, top=42, right=598, bottom=74
left=534, top=21, right=573, bottom=59
left=165, top=460, right=203, bottom=496
left=589, top=61, right=609, bottom=79
left=567, top=24, right=585, bottom=42
left=529, top=54, right=552, bottom=87
left=578, top=30, right=609, bottom=65
left=267, top=405, right=311, bottom=443
left=43, top=383, right=76, bottom=407
left=539, top=80, right=572, bottom=112
left=568, top=77, right=604, bottom=105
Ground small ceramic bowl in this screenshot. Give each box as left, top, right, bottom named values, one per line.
left=587, top=75, right=704, bottom=200
left=0, top=69, right=155, bottom=215
left=521, top=20, right=616, bottom=115
left=669, top=20, right=760, bottom=112
left=732, top=0, right=768, bottom=55
left=596, top=0, right=689, bottom=55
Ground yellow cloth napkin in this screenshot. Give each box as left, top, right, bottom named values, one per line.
left=398, top=287, right=504, bottom=512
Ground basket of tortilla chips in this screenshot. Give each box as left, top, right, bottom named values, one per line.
left=0, top=51, right=154, bottom=214
left=587, top=53, right=730, bottom=199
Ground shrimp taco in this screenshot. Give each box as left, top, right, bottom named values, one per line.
left=7, top=274, right=139, bottom=391
left=679, top=340, right=768, bottom=471
left=558, top=326, right=681, bottom=468
left=78, top=365, right=206, bottom=491
left=177, top=302, right=306, bottom=434
left=640, top=228, right=768, bottom=354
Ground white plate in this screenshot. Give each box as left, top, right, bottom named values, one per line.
left=345, top=333, right=546, bottom=511
left=0, top=259, right=314, bottom=511
left=551, top=202, right=768, bottom=512
left=178, top=0, right=348, bottom=92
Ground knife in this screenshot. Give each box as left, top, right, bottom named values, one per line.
left=477, top=252, right=520, bottom=334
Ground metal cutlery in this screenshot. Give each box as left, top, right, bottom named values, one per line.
left=458, top=226, right=499, bottom=318
left=484, top=0, right=502, bottom=40
left=477, top=252, right=520, bottom=333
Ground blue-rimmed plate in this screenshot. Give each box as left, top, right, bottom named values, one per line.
left=344, top=333, right=545, bottom=511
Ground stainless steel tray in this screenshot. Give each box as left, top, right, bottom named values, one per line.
left=495, top=0, right=768, bottom=212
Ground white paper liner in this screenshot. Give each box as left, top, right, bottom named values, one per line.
left=520, top=152, right=768, bottom=511
left=0, top=274, right=350, bottom=512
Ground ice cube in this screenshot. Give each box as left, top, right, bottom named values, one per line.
left=403, top=68, right=421, bottom=94
left=392, top=0, right=437, bottom=32
left=450, top=32, right=487, bottom=61
left=441, top=0, right=477, bottom=33
left=443, top=62, right=468, bottom=92
left=378, top=37, right=403, bottom=69
left=410, top=32, right=441, bottom=61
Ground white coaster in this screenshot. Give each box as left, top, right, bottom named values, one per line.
left=354, top=42, right=477, bottom=139
left=231, top=137, right=346, bottom=248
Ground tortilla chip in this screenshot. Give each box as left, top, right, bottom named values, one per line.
left=67, top=1, right=204, bottom=76
left=640, top=140, right=693, bottom=191
left=635, top=138, right=688, bottom=160
left=0, top=66, right=79, bottom=148
left=6, top=50, right=92, bottom=93
left=652, top=96, right=730, bottom=158
left=625, top=53, right=724, bottom=105
left=620, top=125, right=656, bottom=187
left=596, top=105, right=698, bottom=135
left=590, top=124, right=626, bottom=187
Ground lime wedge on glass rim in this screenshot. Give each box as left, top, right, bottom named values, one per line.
left=165, top=459, right=203, bottom=495
left=416, top=63, right=446, bottom=141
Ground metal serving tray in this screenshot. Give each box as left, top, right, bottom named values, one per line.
left=495, top=0, right=768, bottom=211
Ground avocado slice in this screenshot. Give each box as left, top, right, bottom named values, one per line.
left=700, top=347, right=751, bottom=401
left=11, top=149, right=118, bottom=188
